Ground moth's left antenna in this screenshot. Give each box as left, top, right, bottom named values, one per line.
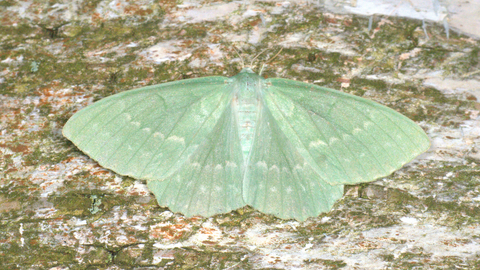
left=232, top=46, right=245, bottom=69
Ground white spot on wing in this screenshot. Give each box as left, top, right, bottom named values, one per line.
left=226, top=161, right=237, bottom=168
left=286, top=186, right=293, bottom=194
left=167, top=135, right=185, bottom=145
left=256, top=161, right=267, bottom=169
left=153, top=132, right=165, bottom=140
left=192, top=162, right=201, bottom=168
left=215, top=164, right=223, bottom=171
left=131, top=121, right=141, bottom=127
left=269, top=165, right=279, bottom=172
left=270, top=187, right=277, bottom=193
left=227, top=184, right=237, bottom=191
left=329, top=137, right=339, bottom=144
left=309, top=140, right=327, bottom=148
left=142, top=127, right=151, bottom=133
left=353, top=127, right=362, bottom=134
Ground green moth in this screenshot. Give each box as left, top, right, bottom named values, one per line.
left=63, top=68, right=430, bottom=221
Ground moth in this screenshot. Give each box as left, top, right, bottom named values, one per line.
left=63, top=68, right=430, bottom=221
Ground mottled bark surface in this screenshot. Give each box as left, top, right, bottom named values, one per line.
left=1, top=0, right=479, bottom=269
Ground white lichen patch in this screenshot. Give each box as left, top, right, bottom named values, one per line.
left=176, top=2, right=238, bottom=24
left=188, top=219, right=226, bottom=245
left=140, top=40, right=194, bottom=64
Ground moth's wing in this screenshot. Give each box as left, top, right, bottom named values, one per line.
left=264, top=78, right=430, bottom=186
left=244, top=106, right=344, bottom=221
left=147, top=103, right=245, bottom=217
left=63, top=76, right=233, bottom=181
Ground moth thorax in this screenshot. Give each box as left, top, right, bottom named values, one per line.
left=233, top=83, right=262, bottom=163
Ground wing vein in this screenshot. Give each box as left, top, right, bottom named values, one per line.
left=304, top=103, right=361, bottom=182
left=313, top=101, right=383, bottom=177
left=377, top=106, right=426, bottom=151
left=80, top=93, right=150, bottom=151
left=102, top=93, right=161, bottom=165
left=184, top=136, right=216, bottom=216
left=265, top=91, right=335, bottom=183
left=346, top=100, right=410, bottom=161
left=139, top=83, right=229, bottom=178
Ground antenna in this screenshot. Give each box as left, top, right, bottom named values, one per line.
left=231, top=46, right=245, bottom=69
left=259, top=48, right=283, bottom=75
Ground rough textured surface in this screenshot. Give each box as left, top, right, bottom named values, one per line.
left=1, top=0, right=479, bottom=269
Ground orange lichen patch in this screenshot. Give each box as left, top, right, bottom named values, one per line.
left=0, top=195, right=21, bottom=213
left=150, top=222, right=191, bottom=240
left=188, top=216, right=203, bottom=222
left=442, top=238, right=470, bottom=247
left=91, top=169, right=113, bottom=176
left=357, top=240, right=382, bottom=249
left=248, top=18, right=262, bottom=27
left=91, top=12, right=104, bottom=24
left=124, top=6, right=153, bottom=16
left=343, top=18, right=353, bottom=26
left=336, top=78, right=350, bottom=83
left=199, top=226, right=218, bottom=235
left=62, top=157, right=77, bottom=163
left=65, top=87, right=86, bottom=98
left=40, top=180, right=57, bottom=190
left=0, top=143, right=30, bottom=154
left=325, top=17, right=337, bottom=24
left=35, top=80, right=64, bottom=95
left=0, top=236, right=12, bottom=244
left=159, top=0, right=180, bottom=13
left=115, top=189, right=126, bottom=195
left=1, top=15, right=13, bottom=25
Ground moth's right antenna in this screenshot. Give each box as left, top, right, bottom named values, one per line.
left=259, top=48, right=283, bottom=75
left=250, top=48, right=268, bottom=69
